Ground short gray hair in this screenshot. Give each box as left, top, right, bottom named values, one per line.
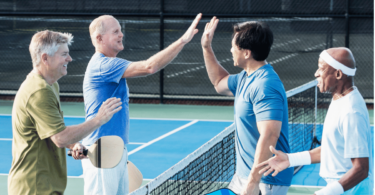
left=29, top=30, right=73, bottom=67
left=89, top=15, right=116, bottom=46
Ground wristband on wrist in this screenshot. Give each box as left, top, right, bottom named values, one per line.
left=315, top=181, right=344, bottom=195
left=286, top=151, right=311, bottom=168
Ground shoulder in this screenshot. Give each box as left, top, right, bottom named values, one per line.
left=18, top=73, right=54, bottom=99
left=93, top=53, right=130, bottom=71
left=341, top=89, right=367, bottom=115
left=29, top=87, right=57, bottom=105
left=228, top=70, right=246, bottom=84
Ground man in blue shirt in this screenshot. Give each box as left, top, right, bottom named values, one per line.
left=201, top=17, right=293, bottom=195
left=82, top=14, right=202, bottom=195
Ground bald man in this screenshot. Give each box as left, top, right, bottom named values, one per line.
left=81, top=14, right=202, bottom=195
left=256, top=47, right=373, bottom=195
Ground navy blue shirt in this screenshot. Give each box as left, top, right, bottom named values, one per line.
left=228, top=64, right=293, bottom=186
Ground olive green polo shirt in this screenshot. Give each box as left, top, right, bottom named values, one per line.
left=8, top=72, right=67, bottom=195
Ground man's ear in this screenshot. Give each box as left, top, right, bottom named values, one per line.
left=41, top=53, right=48, bottom=65
left=244, top=49, right=251, bottom=59
left=336, top=69, right=343, bottom=80
left=96, top=34, right=102, bottom=43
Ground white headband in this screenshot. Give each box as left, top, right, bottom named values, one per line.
left=319, top=50, right=356, bottom=76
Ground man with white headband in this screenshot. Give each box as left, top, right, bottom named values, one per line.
left=256, top=47, right=373, bottom=195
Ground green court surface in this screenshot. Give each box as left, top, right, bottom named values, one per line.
left=0, top=100, right=372, bottom=195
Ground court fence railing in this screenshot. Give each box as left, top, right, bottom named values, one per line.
left=0, top=0, right=373, bottom=102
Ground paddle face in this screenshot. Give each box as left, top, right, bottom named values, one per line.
left=87, top=136, right=124, bottom=168
left=128, top=160, right=143, bottom=192
left=205, top=188, right=237, bottom=195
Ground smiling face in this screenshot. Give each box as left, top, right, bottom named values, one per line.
left=314, top=58, right=337, bottom=93
left=46, top=43, right=72, bottom=80
left=100, top=17, right=124, bottom=56
left=230, top=36, right=246, bottom=68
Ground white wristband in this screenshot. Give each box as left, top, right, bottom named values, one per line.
left=287, top=151, right=311, bottom=168
left=315, top=181, right=344, bottom=195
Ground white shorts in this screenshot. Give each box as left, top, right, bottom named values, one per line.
left=228, top=173, right=289, bottom=195
left=81, top=146, right=129, bottom=195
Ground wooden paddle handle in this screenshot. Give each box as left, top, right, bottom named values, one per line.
left=67, top=149, right=88, bottom=156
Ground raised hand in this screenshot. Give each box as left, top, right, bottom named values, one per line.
left=256, top=146, right=290, bottom=177
left=201, top=16, right=219, bottom=49
left=96, top=97, right=122, bottom=126
left=180, top=13, right=202, bottom=44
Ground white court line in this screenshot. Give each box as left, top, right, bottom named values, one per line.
left=0, top=138, right=11, bottom=141
left=130, top=117, right=233, bottom=122
left=68, top=175, right=83, bottom=178
left=291, top=185, right=324, bottom=189
left=128, top=120, right=199, bottom=156
left=128, top=142, right=146, bottom=145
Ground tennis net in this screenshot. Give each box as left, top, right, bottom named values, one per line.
left=130, top=79, right=328, bottom=195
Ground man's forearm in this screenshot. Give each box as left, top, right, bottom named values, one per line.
left=202, top=47, right=229, bottom=86
left=309, top=146, right=321, bottom=164
left=52, top=118, right=101, bottom=148
left=338, top=158, right=369, bottom=191
left=249, top=133, right=279, bottom=183
left=145, top=39, right=186, bottom=73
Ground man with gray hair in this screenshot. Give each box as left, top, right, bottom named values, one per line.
left=257, top=47, right=373, bottom=195
left=81, top=14, right=201, bottom=194
left=8, top=30, right=122, bottom=195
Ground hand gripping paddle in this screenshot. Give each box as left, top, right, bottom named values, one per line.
left=68, top=136, right=143, bottom=191
left=68, top=135, right=124, bottom=168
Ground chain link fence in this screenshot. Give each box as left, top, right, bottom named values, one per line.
left=0, top=0, right=373, bottom=100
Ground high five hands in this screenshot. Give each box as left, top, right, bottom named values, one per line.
left=201, top=16, right=219, bottom=49
left=180, top=13, right=202, bottom=44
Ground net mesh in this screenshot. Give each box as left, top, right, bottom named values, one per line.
left=150, top=130, right=236, bottom=195
left=288, top=85, right=316, bottom=153
left=130, top=80, right=328, bottom=195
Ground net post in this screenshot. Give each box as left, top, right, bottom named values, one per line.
left=314, top=84, right=317, bottom=137
left=159, top=0, right=165, bottom=104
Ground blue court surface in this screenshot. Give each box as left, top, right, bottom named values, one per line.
left=0, top=115, right=373, bottom=187
left=0, top=115, right=232, bottom=179
left=206, top=188, right=236, bottom=195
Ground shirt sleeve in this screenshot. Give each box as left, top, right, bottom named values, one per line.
left=228, top=73, right=241, bottom=96
left=100, top=57, right=131, bottom=83
left=27, top=89, right=66, bottom=140
left=251, top=80, right=284, bottom=122
left=341, top=112, right=370, bottom=158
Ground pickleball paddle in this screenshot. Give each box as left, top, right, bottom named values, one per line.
left=68, top=135, right=124, bottom=168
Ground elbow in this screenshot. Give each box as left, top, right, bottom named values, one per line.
left=145, top=61, right=159, bottom=75
left=355, top=162, right=369, bottom=181
left=263, top=131, right=280, bottom=141
left=50, top=134, right=69, bottom=148
left=360, top=166, right=369, bottom=179
left=54, top=141, right=67, bottom=148
left=260, top=132, right=280, bottom=146
left=214, top=85, right=221, bottom=94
